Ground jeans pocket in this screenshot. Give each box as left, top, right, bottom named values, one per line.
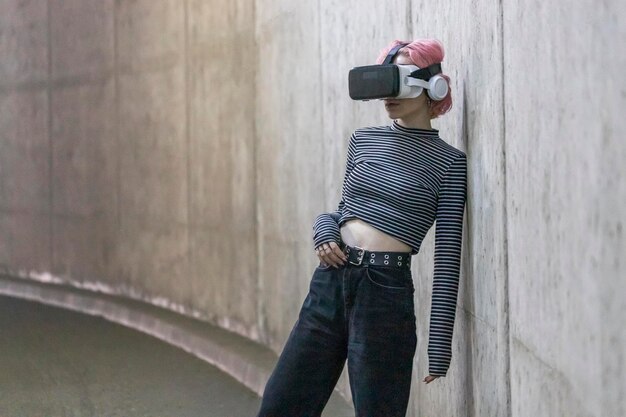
left=366, top=266, right=414, bottom=291
left=315, top=262, right=335, bottom=271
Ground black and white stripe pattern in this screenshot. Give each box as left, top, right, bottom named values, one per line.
left=312, top=120, right=467, bottom=377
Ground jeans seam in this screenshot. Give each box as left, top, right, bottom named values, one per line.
left=342, top=266, right=351, bottom=336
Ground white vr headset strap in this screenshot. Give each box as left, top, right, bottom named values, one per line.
left=404, top=77, right=431, bottom=89
left=402, top=67, right=448, bottom=101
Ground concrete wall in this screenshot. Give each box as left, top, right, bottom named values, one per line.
left=504, top=1, right=625, bottom=416
left=0, top=1, right=623, bottom=416
left=0, top=0, right=259, bottom=340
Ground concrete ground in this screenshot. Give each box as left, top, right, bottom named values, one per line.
left=0, top=275, right=355, bottom=417
left=0, top=295, right=262, bottom=417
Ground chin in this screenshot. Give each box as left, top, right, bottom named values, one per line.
left=385, top=110, right=403, bottom=119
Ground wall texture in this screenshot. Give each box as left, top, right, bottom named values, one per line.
left=0, top=1, right=623, bottom=416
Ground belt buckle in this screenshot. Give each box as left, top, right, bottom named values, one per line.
left=349, top=245, right=365, bottom=266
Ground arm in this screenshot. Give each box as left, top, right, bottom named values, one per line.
left=312, top=132, right=357, bottom=248
left=428, top=152, right=467, bottom=377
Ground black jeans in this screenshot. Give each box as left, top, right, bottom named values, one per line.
left=256, top=261, right=417, bottom=417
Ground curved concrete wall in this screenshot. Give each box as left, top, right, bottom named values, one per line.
left=0, top=1, right=623, bottom=416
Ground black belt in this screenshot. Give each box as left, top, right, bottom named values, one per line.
left=340, top=242, right=412, bottom=270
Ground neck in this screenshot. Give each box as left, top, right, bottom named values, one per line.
left=396, top=113, right=433, bottom=130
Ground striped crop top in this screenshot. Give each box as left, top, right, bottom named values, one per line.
left=311, top=120, right=467, bottom=377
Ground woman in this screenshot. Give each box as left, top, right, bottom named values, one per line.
left=256, top=39, right=467, bottom=417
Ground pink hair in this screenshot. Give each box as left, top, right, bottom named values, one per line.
left=376, top=39, right=452, bottom=119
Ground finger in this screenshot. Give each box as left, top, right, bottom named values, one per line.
left=328, top=242, right=348, bottom=261
left=322, top=244, right=344, bottom=266
left=315, top=248, right=327, bottom=265
left=315, top=244, right=332, bottom=265
left=320, top=245, right=341, bottom=267
left=316, top=244, right=330, bottom=254
left=319, top=250, right=337, bottom=267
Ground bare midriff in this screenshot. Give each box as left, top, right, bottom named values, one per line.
left=339, top=218, right=412, bottom=253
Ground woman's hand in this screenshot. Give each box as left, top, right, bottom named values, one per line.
left=315, top=241, right=347, bottom=268
left=423, top=375, right=440, bottom=384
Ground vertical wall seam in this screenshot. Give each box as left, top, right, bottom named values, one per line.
left=183, top=0, right=192, bottom=299
left=46, top=0, right=53, bottom=269
left=252, top=0, right=266, bottom=343
left=406, top=1, right=413, bottom=36
left=317, top=0, right=326, bottom=219
left=498, top=0, right=513, bottom=415
left=113, top=1, right=121, bottom=232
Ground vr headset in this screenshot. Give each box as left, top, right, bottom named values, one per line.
left=348, top=43, right=448, bottom=101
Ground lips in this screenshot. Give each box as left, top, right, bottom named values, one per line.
left=385, top=102, right=400, bottom=110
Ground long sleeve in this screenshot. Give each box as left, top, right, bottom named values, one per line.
left=312, top=132, right=357, bottom=249
left=428, top=152, right=467, bottom=377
